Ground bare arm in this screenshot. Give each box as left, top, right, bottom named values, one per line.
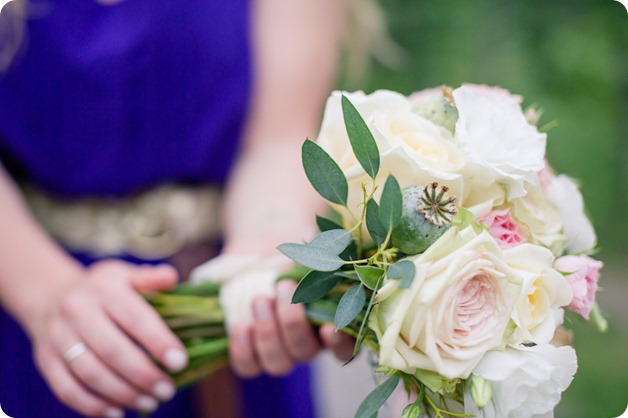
left=0, top=165, right=83, bottom=328
left=221, top=0, right=344, bottom=255
left=222, top=0, right=354, bottom=377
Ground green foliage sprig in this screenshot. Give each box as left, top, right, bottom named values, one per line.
left=278, top=95, right=425, bottom=417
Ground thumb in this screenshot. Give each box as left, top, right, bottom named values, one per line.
left=130, top=264, right=179, bottom=292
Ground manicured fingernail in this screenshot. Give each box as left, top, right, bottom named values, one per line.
left=164, top=348, right=187, bottom=371
left=105, top=408, right=124, bottom=418
left=153, top=381, right=176, bottom=402
left=254, top=298, right=272, bottom=320
left=277, top=280, right=295, bottom=305
left=136, top=395, right=158, bottom=412
left=237, top=327, right=250, bottom=346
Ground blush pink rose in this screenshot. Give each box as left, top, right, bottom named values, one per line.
left=479, top=209, right=525, bottom=249
left=553, top=255, right=603, bottom=319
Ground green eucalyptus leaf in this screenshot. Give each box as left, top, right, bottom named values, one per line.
left=378, top=175, right=403, bottom=233
left=278, top=243, right=345, bottom=272
left=302, top=139, right=348, bottom=206
left=291, top=270, right=342, bottom=304
left=355, top=375, right=400, bottom=418
left=387, top=260, right=416, bottom=289
left=334, top=284, right=366, bottom=330
left=339, top=240, right=359, bottom=262
left=316, top=215, right=344, bottom=232
left=366, top=199, right=387, bottom=246
left=310, top=229, right=353, bottom=255
left=355, top=266, right=384, bottom=290
left=341, top=95, right=380, bottom=179
left=335, top=271, right=360, bottom=281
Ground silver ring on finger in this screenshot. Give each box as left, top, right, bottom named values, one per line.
left=63, top=342, right=88, bottom=365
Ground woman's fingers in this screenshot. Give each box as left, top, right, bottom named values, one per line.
left=35, top=345, right=125, bottom=418
left=48, top=316, right=158, bottom=412
left=129, top=263, right=179, bottom=292
left=232, top=281, right=349, bottom=379
left=229, top=324, right=261, bottom=377
left=56, top=262, right=181, bottom=403
left=251, top=296, right=294, bottom=376
left=320, top=324, right=354, bottom=362
left=91, top=261, right=187, bottom=374
left=275, top=280, right=320, bottom=361
left=60, top=291, right=177, bottom=402
left=101, top=273, right=188, bottom=372
left=68, top=348, right=159, bottom=413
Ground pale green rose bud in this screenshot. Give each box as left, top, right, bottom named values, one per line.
left=401, top=402, right=422, bottom=418
left=412, top=96, right=458, bottom=133
left=391, top=183, right=457, bottom=255
left=469, top=374, right=492, bottom=408
left=414, top=369, right=461, bottom=395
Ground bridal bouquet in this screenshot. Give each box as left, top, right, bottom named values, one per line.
left=149, top=84, right=605, bottom=418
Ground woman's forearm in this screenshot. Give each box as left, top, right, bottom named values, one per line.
left=0, top=166, right=83, bottom=333
left=221, top=0, right=344, bottom=255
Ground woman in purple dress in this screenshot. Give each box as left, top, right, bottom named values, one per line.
left=0, top=0, right=351, bottom=417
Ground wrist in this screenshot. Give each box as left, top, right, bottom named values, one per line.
left=8, top=259, right=85, bottom=337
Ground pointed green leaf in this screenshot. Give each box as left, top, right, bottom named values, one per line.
left=355, top=375, right=400, bottom=418
left=291, top=270, right=342, bottom=304
left=334, top=284, right=366, bottom=330
left=302, top=139, right=348, bottom=206
left=355, top=266, right=384, bottom=290
left=316, top=215, right=344, bottom=232
left=387, top=260, right=416, bottom=289
left=366, top=199, right=387, bottom=246
left=278, top=243, right=345, bottom=272
left=310, top=229, right=353, bottom=255
left=378, top=175, right=402, bottom=233
left=339, top=240, right=359, bottom=262
left=335, top=271, right=360, bottom=281
left=341, top=95, right=380, bottom=179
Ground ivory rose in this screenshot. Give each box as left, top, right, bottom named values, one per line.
left=554, top=255, right=602, bottom=319
left=464, top=344, right=577, bottom=418
left=453, top=84, right=546, bottom=201
left=369, top=226, right=523, bottom=379
left=479, top=209, right=525, bottom=249
left=511, top=181, right=567, bottom=255
left=505, top=244, right=572, bottom=344
left=545, top=174, right=597, bottom=253
left=315, top=90, right=504, bottom=226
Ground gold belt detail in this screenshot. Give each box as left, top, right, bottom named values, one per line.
left=23, top=184, right=222, bottom=260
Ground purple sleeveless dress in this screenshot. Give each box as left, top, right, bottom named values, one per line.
left=0, top=1, right=314, bottom=417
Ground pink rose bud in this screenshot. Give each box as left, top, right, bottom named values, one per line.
left=554, top=255, right=603, bottom=319
left=478, top=209, right=526, bottom=249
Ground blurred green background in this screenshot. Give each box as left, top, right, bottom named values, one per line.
left=341, top=0, right=627, bottom=416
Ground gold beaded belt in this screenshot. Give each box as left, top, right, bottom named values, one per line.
left=23, top=184, right=223, bottom=259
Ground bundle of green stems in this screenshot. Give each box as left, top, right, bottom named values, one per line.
left=145, top=278, right=366, bottom=389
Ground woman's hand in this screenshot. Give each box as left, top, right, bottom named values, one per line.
left=29, top=260, right=188, bottom=417
left=229, top=280, right=354, bottom=378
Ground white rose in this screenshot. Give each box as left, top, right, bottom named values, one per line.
left=316, top=90, right=503, bottom=224
left=453, top=84, right=546, bottom=201
left=545, top=174, right=597, bottom=253
left=510, top=181, right=567, bottom=256
left=369, top=226, right=523, bottom=379
left=504, top=244, right=572, bottom=344
left=464, top=344, right=577, bottom=418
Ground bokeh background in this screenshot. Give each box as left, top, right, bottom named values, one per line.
left=338, top=1, right=627, bottom=416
